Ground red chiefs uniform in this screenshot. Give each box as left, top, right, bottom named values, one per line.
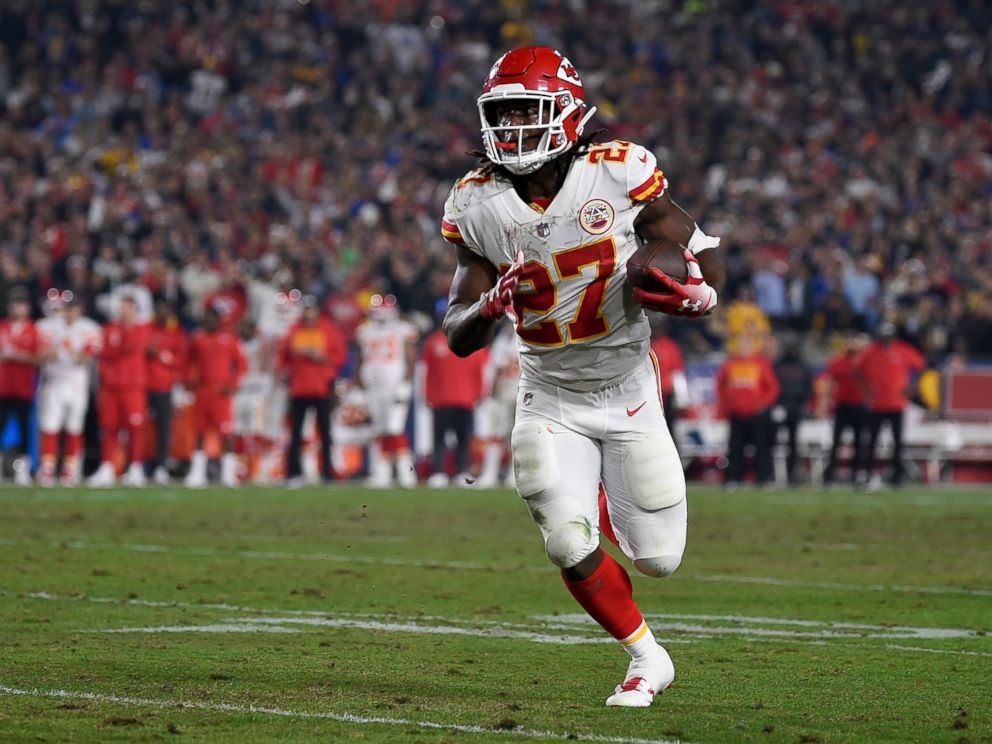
left=823, top=352, right=865, bottom=408
left=855, top=340, right=925, bottom=413
left=0, top=319, right=40, bottom=400
left=147, top=321, right=189, bottom=395
left=98, top=322, right=151, bottom=463
left=187, top=329, right=246, bottom=435
left=421, top=329, right=488, bottom=409
left=649, top=336, right=685, bottom=401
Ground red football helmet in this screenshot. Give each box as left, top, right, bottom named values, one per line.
left=478, top=47, right=597, bottom=174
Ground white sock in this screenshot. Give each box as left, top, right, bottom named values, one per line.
left=479, top=442, right=503, bottom=482
left=189, top=450, right=207, bottom=479
left=619, top=621, right=661, bottom=663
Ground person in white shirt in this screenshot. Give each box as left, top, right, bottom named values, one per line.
left=36, top=294, right=102, bottom=486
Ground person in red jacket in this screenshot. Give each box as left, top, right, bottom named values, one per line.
left=649, top=321, right=687, bottom=442
left=716, top=334, right=781, bottom=488
left=184, top=308, right=247, bottom=487
left=421, top=325, right=488, bottom=487
left=0, top=286, right=40, bottom=485
left=89, top=295, right=150, bottom=487
left=145, top=299, right=188, bottom=485
left=822, top=333, right=868, bottom=484
left=855, top=323, right=925, bottom=488
left=279, top=296, right=346, bottom=485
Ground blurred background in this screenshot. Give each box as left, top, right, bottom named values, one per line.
left=0, top=0, right=990, bottom=488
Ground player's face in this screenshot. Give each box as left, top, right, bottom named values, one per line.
left=8, top=300, right=29, bottom=320
left=119, top=300, right=136, bottom=324
left=490, top=100, right=546, bottom=154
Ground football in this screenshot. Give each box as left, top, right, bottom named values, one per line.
left=626, top=238, right=689, bottom=289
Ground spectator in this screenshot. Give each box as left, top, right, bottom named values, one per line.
left=146, top=299, right=188, bottom=485
left=280, top=296, right=346, bottom=486
left=855, top=323, right=926, bottom=489
left=822, top=334, right=870, bottom=485
left=0, top=286, right=39, bottom=484
left=184, top=308, right=246, bottom=488
left=89, top=295, right=150, bottom=488
left=771, top=337, right=814, bottom=485
left=421, top=321, right=488, bottom=488
left=716, top=335, right=780, bottom=489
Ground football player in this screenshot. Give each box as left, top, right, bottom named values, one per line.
left=0, top=286, right=41, bottom=485
left=354, top=294, right=418, bottom=488
left=440, top=47, right=725, bottom=707
left=89, top=295, right=150, bottom=488
left=184, top=308, right=247, bottom=488
left=36, top=292, right=102, bottom=486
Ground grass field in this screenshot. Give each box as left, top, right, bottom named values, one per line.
left=0, top=483, right=989, bottom=744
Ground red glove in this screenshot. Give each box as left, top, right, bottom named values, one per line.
left=633, top=248, right=718, bottom=318
left=480, top=250, right=524, bottom=321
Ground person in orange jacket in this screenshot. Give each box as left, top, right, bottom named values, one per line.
left=716, top=334, right=780, bottom=488
left=279, top=295, right=346, bottom=485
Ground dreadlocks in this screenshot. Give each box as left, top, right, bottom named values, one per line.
left=468, top=128, right=608, bottom=178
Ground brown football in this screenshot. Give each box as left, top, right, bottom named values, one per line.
left=626, top=239, right=689, bottom=289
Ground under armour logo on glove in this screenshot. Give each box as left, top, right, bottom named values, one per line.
left=632, top=248, right=718, bottom=319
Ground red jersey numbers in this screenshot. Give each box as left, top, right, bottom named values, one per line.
left=506, top=237, right=617, bottom=347
left=587, top=141, right=631, bottom=165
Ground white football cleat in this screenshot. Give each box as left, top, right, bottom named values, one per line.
left=12, top=457, right=33, bottom=486
left=87, top=462, right=117, bottom=488
left=605, top=644, right=675, bottom=708
left=121, top=462, right=147, bottom=487
left=426, top=472, right=450, bottom=488
left=37, top=463, right=57, bottom=488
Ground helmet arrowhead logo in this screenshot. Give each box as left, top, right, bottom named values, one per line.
left=557, top=58, right=581, bottom=85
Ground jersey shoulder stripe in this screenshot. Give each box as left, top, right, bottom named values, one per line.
left=629, top=168, right=668, bottom=203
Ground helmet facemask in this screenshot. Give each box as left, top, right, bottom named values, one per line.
left=478, top=89, right=592, bottom=175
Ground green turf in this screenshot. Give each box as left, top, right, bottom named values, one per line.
left=0, top=484, right=989, bottom=743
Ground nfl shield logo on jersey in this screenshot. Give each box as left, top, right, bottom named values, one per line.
left=523, top=392, right=533, bottom=407
left=535, top=222, right=551, bottom=239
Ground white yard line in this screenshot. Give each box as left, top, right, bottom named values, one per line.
left=4, top=537, right=991, bottom=597
left=3, top=588, right=988, bottom=659
left=884, top=645, right=992, bottom=658
left=0, top=684, right=684, bottom=744
left=93, top=616, right=620, bottom=645
left=690, top=574, right=992, bottom=597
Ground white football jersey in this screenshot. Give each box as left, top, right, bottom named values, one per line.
left=37, top=315, right=103, bottom=389
left=356, top=318, right=418, bottom=388
left=442, top=140, right=669, bottom=392
left=239, top=336, right=274, bottom=394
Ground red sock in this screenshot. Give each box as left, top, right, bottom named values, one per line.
left=65, top=434, right=83, bottom=461
left=598, top=484, right=620, bottom=549
left=100, top=429, right=117, bottom=463
left=562, top=551, right=644, bottom=641
left=128, top=424, right=145, bottom=465
left=41, top=432, right=59, bottom=462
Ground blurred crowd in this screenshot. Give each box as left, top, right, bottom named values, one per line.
left=0, top=0, right=990, bottom=365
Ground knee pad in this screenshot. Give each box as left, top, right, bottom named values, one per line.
left=511, top=421, right=559, bottom=498
left=544, top=517, right=598, bottom=568
left=622, top=431, right=685, bottom=510
left=634, top=554, right=682, bottom=578
left=624, top=512, right=686, bottom=577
